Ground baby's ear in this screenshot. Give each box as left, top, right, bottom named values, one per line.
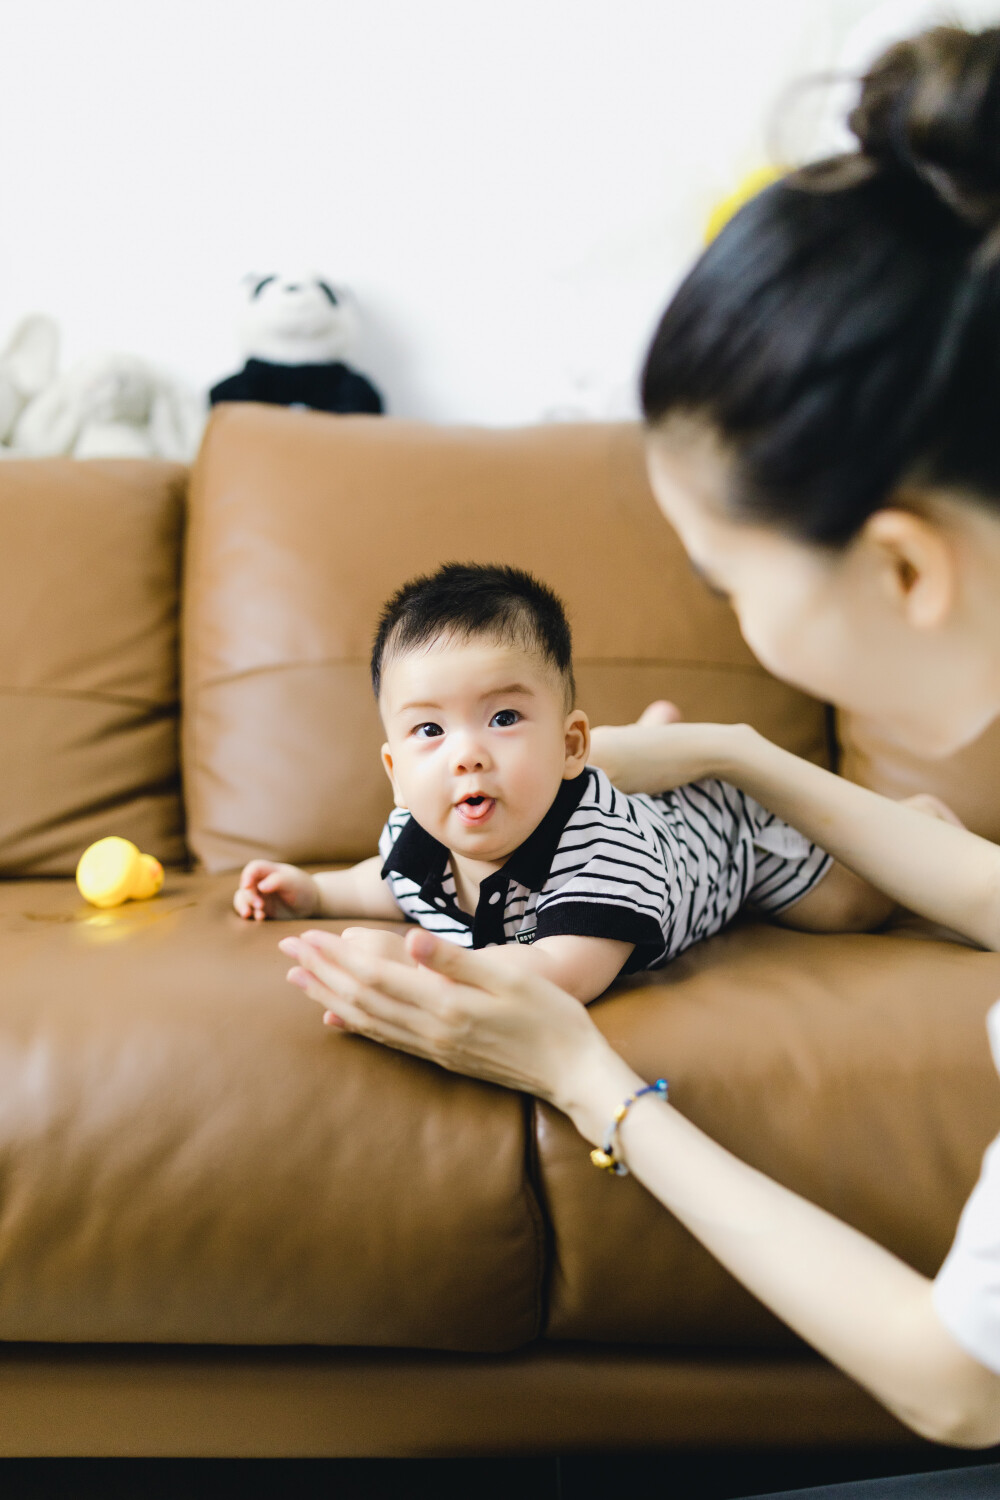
left=380, top=744, right=407, bottom=808
left=564, top=709, right=590, bottom=776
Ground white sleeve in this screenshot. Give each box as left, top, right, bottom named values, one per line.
left=932, top=1001, right=1000, bottom=1373
left=932, top=1131, right=1000, bottom=1374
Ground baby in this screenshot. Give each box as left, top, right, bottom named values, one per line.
left=234, top=562, right=896, bottom=1003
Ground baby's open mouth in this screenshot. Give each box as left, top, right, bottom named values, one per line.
left=456, top=794, right=496, bottom=825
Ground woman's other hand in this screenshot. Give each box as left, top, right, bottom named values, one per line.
left=899, top=793, right=965, bottom=828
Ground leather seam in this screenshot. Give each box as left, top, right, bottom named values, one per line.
left=522, top=1093, right=554, bottom=1344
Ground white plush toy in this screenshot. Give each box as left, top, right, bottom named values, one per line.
left=0, top=315, right=59, bottom=454
left=14, top=352, right=206, bottom=461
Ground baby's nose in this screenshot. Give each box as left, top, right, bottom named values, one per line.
left=451, top=735, right=490, bottom=772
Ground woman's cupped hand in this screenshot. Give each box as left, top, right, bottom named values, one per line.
left=278, top=926, right=629, bottom=1113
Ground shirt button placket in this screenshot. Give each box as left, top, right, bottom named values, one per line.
left=475, top=879, right=507, bottom=948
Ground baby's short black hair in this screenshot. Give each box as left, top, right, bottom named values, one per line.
left=371, top=562, right=575, bottom=705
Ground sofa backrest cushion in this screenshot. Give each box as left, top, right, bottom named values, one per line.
left=0, top=460, right=188, bottom=876
left=183, top=405, right=833, bottom=872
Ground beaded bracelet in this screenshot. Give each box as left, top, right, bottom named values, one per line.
left=589, top=1078, right=668, bottom=1177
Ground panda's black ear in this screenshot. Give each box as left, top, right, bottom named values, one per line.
left=251, top=275, right=276, bottom=299
left=318, top=281, right=339, bottom=306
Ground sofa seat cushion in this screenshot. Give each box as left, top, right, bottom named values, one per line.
left=0, top=874, right=543, bottom=1351
left=537, top=922, right=1000, bottom=1345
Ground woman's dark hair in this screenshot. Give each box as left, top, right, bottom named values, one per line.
left=371, top=562, right=575, bottom=703
left=641, top=26, right=1000, bottom=546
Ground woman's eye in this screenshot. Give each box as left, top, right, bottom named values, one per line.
left=413, top=722, right=444, bottom=740
left=490, top=709, right=521, bottom=729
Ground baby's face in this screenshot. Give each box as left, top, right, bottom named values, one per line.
left=379, top=638, right=588, bottom=867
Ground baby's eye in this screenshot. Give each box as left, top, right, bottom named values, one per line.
left=490, top=709, right=521, bottom=729
left=412, top=722, right=444, bottom=739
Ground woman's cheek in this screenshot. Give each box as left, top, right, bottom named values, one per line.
left=736, top=602, right=833, bottom=699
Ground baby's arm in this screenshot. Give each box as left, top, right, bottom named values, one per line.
left=477, top=935, right=634, bottom=1005
left=235, top=856, right=402, bottom=922
left=593, top=720, right=1000, bottom=950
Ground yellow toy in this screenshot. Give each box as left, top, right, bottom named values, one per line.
left=76, top=837, right=164, bottom=909
left=704, top=164, right=785, bottom=244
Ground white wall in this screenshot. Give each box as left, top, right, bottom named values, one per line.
left=1, top=0, right=997, bottom=425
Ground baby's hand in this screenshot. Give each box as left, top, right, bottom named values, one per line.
left=234, top=860, right=319, bottom=921
left=341, top=926, right=417, bottom=965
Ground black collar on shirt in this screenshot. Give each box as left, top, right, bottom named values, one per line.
left=380, top=770, right=592, bottom=942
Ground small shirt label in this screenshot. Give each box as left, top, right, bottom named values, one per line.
left=516, top=927, right=537, bottom=945
left=752, top=822, right=811, bottom=860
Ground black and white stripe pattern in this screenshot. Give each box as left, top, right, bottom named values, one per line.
left=379, top=766, right=832, bottom=972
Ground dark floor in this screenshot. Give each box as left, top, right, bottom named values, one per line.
left=2, top=1446, right=999, bottom=1500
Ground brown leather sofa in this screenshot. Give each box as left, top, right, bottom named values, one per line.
left=1, top=404, right=999, bottom=1458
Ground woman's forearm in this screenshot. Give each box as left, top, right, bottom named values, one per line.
left=714, top=728, right=1000, bottom=949
left=593, top=720, right=1000, bottom=946
left=559, top=1048, right=1000, bottom=1446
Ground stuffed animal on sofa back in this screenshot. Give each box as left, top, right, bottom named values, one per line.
left=14, top=352, right=206, bottom=460
left=209, top=272, right=384, bottom=415
left=0, top=315, right=59, bottom=453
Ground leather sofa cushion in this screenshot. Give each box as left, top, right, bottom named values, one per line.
left=183, top=405, right=832, bottom=872
left=0, top=460, right=188, bottom=875
left=0, top=875, right=543, bottom=1350
left=537, top=922, right=1000, bottom=1344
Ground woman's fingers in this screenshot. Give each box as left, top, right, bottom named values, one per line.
left=404, top=927, right=534, bottom=998
left=282, top=933, right=449, bottom=1030
left=287, top=963, right=432, bottom=1050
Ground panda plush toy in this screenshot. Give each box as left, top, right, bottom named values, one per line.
left=210, top=272, right=384, bottom=415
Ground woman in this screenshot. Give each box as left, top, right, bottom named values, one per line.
left=280, top=24, right=1000, bottom=1493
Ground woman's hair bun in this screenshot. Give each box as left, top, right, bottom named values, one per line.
left=849, top=26, right=1000, bottom=235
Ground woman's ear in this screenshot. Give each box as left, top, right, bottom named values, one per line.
left=861, top=508, right=956, bottom=630
left=380, top=744, right=407, bottom=808
left=564, top=709, right=591, bottom=777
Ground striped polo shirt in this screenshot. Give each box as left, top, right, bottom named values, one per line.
left=378, top=766, right=832, bottom=974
